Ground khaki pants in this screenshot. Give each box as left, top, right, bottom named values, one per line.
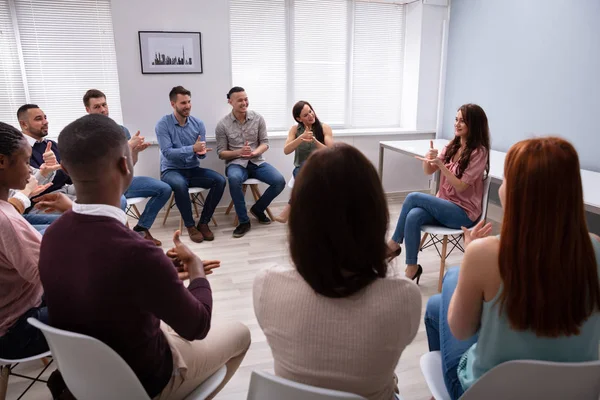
left=154, top=321, right=251, bottom=400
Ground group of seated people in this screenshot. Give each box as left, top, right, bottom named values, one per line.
left=7, top=85, right=334, bottom=245
left=0, top=97, right=598, bottom=400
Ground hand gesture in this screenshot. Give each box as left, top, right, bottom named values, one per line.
left=461, top=220, right=493, bottom=248
left=22, top=176, right=52, bottom=198
left=415, top=141, right=442, bottom=167
left=166, top=231, right=220, bottom=280
left=193, top=136, right=212, bottom=155
left=240, top=140, right=253, bottom=158
left=33, top=192, right=73, bottom=213
left=299, top=127, right=314, bottom=142
left=128, top=131, right=150, bottom=154
left=42, top=142, right=58, bottom=166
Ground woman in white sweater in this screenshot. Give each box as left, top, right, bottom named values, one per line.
left=253, top=143, right=422, bottom=400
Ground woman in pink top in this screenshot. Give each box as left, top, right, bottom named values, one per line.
left=387, top=104, right=490, bottom=283
left=0, top=121, right=61, bottom=359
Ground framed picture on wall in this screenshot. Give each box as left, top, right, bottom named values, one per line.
left=138, top=31, right=203, bottom=74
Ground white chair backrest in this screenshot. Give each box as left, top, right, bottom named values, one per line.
left=27, top=318, right=150, bottom=400
left=247, top=370, right=366, bottom=400
left=462, top=359, right=600, bottom=400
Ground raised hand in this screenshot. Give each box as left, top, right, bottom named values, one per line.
left=240, top=140, right=253, bottom=158
left=193, top=136, right=212, bottom=156
left=300, top=126, right=314, bottom=142
left=461, top=220, right=493, bottom=248
left=42, top=142, right=58, bottom=166
left=425, top=140, right=438, bottom=160
left=33, top=192, right=73, bottom=213
left=415, top=141, right=443, bottom=167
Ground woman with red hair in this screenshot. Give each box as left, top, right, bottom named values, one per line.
left=424, top=137, right=600, bottom=399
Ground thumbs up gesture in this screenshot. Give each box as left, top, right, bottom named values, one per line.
left=42, top=142, right=59, bottom=166
left=193, top=136, right=212, bottom=155
left=414, top=140, right=442, bottom=167
left=129, top=131, right=150, bottom=153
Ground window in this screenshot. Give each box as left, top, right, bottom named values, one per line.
left=0, top=0, right=122, bottom=136
left=230, top=0, right=405, bottom=131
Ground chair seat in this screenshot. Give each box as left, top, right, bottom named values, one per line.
left=188, top=187, right=208, bottom=195
left=243, top=178, right=265, bottom=185
left=184, top=365, right=227, bottom=399
left=126, top=197, right=147, bottom=206
left=0, top=351, right=52, bottom=365
left=421, top=225, right=463, bottom=236
left=420, top=351, right=451, bottom=400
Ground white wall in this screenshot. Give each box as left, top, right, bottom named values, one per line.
left=111, top=0, right=232, bottom=139
left=110, top=0, right=445, bottom=207
left=441, top=0, right=600, bottom=171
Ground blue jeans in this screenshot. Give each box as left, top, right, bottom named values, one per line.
left=23, top=213, right=61, bottom=233
left=0, top=298, right=49, bottom=359
left=124, top=176, right=173, bottom=230
left=226, top=162, right=285, bottom=224
left=391, top=192, right=474, bottom=265
left=424, top=267, right=478, bottom=400
left=161, top=168, right=226, bottom=227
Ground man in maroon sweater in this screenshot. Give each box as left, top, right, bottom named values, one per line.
left=38, top=114, right=250, bottom=399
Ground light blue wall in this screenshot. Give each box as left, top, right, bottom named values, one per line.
left=441, top=0, right=600, bottom=171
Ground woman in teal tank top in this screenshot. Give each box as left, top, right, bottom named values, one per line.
left=275, top=101, right=333, bottom=223
left=424, top=137, right=600, bottom=399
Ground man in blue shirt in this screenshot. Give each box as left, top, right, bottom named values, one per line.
left=84, top=89, right=172, bottom=246
left=155, top=86, right=226, bottom=243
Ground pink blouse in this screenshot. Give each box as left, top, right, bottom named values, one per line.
left=437, top=145, right=488, bottom=221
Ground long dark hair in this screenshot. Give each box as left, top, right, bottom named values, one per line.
left=499, top=137, right=600, bottom=337
left=293, top=101, right=324, bottom=144
left=289, top=143, right=389, bottom=298
left=444, top=103, right=490, bottom=179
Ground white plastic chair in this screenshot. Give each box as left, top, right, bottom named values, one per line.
left=162, top=187, right=218, bottom=234
left=288, top=176, right=295, bottom=189
left=247, top=370, right=367, bottom=400
left=420, top=351, right=600, bottom=400
left=0, top=351, right=52, bottom=400
left=225, top=178, right=275, bottom=226
left=420, top=174, right=492, bottom=291
left=27, top=318, right=227, bottom=400
left=125, top=196, right=148, bottom=220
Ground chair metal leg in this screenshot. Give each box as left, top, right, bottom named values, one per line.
left=162, top=194, right=175, bottom=225
left=132, top=205, right=141, bottom=219
left=419, top=233, right=429, bottom=251
left=438, top=235, right=449, bottom=292
left=191, top=194, right=200, bottom=219
left=0, top=365, right=9, bottom=400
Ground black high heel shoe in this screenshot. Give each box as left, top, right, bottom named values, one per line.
left=386, top=246, right=402, bottom=262
left=408, top=265, right=423, bottom=285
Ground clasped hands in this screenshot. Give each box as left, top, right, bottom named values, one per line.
left=193, top=136, right=213, bottom=156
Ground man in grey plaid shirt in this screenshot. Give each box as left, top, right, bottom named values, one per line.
left=216, top=87, right=285, bottom=238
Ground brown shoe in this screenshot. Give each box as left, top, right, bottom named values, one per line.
left=187, top=226, right=204, bottom=243
left=137, top=229, right=162, bottom=246
left=197, top=223, right=214, bottom=241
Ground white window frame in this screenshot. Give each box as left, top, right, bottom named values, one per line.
left=230, top=0, right=406, bottom=131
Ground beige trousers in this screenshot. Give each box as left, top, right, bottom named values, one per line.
left=154, top=320, right=251, bottom=400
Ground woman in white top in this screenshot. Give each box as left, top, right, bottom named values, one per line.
left=254, top=143, right=422, bottom=400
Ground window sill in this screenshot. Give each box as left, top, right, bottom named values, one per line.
left=147, top=128, right=435, bottom=145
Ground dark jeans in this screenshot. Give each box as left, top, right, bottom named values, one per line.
left=424, top=267, right=478, bottom=400
left=161, top=167, right=226, bottom=227
left=226, top=162, right=285, bottom=224
left=125, top=176, right=173, bottom=230
left=0, top=299, right=49, bottom=359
